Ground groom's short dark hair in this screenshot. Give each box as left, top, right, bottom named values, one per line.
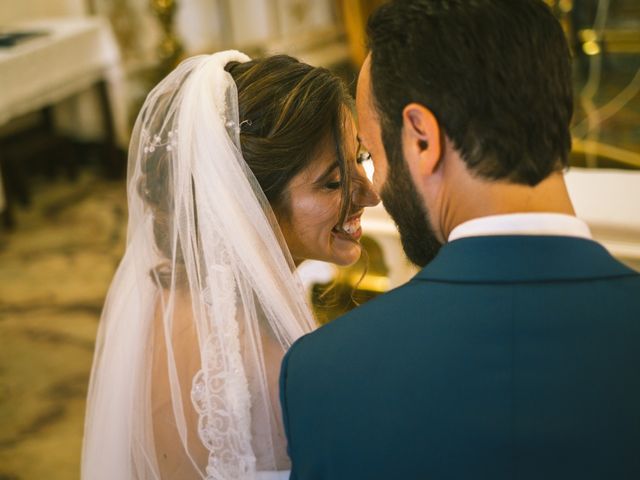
left=367, top=0, right=573, bottom=186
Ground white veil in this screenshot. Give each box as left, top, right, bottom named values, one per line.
left=82, top=51, right=317, bottom=480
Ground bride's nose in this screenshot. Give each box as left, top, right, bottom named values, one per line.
left=352, top=172, right=380, bottom=208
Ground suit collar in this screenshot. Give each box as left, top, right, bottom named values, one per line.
left=415, top=235, right=637, bottom=283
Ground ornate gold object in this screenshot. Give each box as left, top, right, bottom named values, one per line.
left=151, top=0, right=184, bottom=74
left=104, top=0, right=143, bottom=61
left=337, top=0, right=388, bottom=67
left=289, top=0, right=311, bottom=24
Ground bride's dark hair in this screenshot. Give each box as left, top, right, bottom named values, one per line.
left=140, top=55, right=354, bottom=281
left=225, top=55, right=353, bottom=220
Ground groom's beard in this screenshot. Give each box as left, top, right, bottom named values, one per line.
left=380, top=146, right=442, bottom=268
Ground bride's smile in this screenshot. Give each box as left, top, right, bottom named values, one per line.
left=333, top=211, right=364, bottom=241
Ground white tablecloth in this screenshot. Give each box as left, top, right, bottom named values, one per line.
left=0, top=16, right=121, bottom=126
left=0, top=16, right=126, bottom=211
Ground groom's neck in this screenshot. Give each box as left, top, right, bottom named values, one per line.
left=436, top=161, right=575, bottom=241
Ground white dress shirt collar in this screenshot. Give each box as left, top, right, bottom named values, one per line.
left=448, top=213, right=592, bottom=242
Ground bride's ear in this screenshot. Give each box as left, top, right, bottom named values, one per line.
left=401, top=103, right=442, bottom=179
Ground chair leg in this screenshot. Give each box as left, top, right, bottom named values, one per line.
left=0, top=155, right=15, bottom=230
left=96, top=80, right=125, bottom=178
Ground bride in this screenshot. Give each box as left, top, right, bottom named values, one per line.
left=81, top=50, right=379, bottom=479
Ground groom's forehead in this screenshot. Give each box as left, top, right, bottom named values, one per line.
left=356, top=57, right=377, bottom=121
left=356, top=56, right=372, bottom=102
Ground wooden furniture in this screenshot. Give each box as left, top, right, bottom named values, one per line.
left=0, top=16, right=124, bottom=227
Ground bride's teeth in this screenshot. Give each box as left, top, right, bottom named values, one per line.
left=342, top=217, right=360, bottom=235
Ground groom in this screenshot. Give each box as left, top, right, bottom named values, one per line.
left=280, top=0, right=640, bottom=479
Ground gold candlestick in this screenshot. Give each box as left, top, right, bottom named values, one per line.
left=151, top=0, right=184, bottom=75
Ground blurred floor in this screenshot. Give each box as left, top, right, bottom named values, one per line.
left=0, top=172, right=126, bottom=479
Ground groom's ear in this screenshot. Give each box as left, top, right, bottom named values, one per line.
left=401, top=103, right=442, bottom=179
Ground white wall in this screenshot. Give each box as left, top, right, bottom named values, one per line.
left=276, top=0, right=335, bottom=38
left=176, top=0, right=223, bottom=54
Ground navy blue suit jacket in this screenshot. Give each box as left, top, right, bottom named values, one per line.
left=280, top=235, right=640, bottom=479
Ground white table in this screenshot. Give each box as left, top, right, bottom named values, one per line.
left=565, top=167, right=640, bottom=270
left=0, top=16, right=124, bottom=213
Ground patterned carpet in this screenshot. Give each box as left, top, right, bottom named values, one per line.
left=0, top=172, right=126, bottom=479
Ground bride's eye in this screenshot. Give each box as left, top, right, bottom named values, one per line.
left=325, top=180, right=342, bottom=190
